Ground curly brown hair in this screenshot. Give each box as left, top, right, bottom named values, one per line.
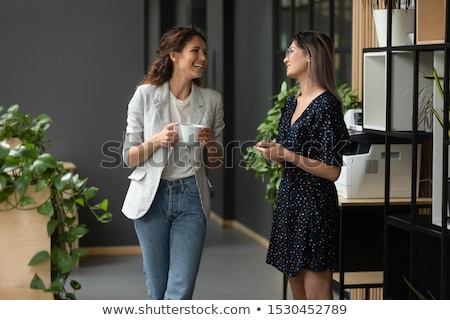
left=139, top=26, right=206, bottom=87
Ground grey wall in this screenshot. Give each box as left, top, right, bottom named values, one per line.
left=232, top=0, right=274, bottom=238
left=0, top=0, right=277, bottom=247
left=146, top=0, right=161, bottom=65
left=0, top=0, right=144, bottom=246
left=205, top=0, right=225, bottom=218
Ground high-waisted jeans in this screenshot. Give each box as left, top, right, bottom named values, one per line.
left=134, top=175, right=207, bottom=300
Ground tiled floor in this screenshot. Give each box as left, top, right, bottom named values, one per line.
left=72, top=220, right=288, bottom=300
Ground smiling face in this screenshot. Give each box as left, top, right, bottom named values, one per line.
left=283, top=40, right=310, bottom=80
left=171, top=35, right=207, bottom=81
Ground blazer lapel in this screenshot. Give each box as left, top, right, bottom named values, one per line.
left=153, top=83, right=171, bottom=125
left=153, top=83, right=206, bottom=125
left=151, top=83, right=172, bottom=160
left=189, top=85, right=206, bottom=124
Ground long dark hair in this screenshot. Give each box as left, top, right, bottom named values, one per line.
left=293, top=30, right=341, bottom=103
left=139, top=26, right=206, bottom=87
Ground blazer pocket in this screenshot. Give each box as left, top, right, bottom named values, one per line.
left=128, top=168, right=147, bottom=181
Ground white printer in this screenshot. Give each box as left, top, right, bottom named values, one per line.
left=344, top=109, right=363, bottom=132
left=335, top=132, right=421, bottom=199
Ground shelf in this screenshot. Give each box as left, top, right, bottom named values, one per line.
left=431, top=51, right=450, bottom=230
left=362, top=2, right=450, bottom=300
left=363, top=51, right=434, bottom=132
left=361, top=1, right=450, bottom=299
left=385, top=223, right=449, bottom=299
left=386, top=214, right=446, bottom=236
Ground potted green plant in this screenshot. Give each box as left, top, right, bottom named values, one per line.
left=243, top=81, right=361, bottom=207
left=338, top=82, right=362, bottom=114
left=0, top=104, right=112, bottom=300
left=243, top=81, right=296, bottom=207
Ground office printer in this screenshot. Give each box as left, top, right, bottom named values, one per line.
left=335, top=132, right=421, bottom=199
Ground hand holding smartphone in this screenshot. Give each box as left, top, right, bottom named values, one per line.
left=255, top=133, right=271, bottom=148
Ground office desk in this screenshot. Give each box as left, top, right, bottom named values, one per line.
left=335, top=196, right=432, bottom=300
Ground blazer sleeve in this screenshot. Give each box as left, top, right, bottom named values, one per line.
left=122, top=85, right=149, bottom=168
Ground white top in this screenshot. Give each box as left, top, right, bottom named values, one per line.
left=161, top=91, right=195, bottom=180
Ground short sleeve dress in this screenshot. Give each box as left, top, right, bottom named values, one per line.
left=266, top=91, right=349, bottom=276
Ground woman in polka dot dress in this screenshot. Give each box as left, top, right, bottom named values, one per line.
left=255, top=30, right=349, bottom=300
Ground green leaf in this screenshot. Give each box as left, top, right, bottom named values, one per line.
left=35, top=179, right=48, bottom=192
left=28, top=251, right=50, bottom=266
left=403, top=276, right=427, bottom=299
left=64, top=216, right=77, bottom=228
left=19, top=195, right=36, bottom=207
left=97, top=212, right=113, bottom=223
left=65, top=292, right=77, bottom=300
left=38, top=200, right=54, bottom=217
left=0, top=141, right=10, bottom=158
left=75, top=197, right=85, bottom=207
left=62, top=197, right=76, bottom=212
left=60, top=258, right=77, bottom=274
left=47, top=218, right=58, bottom=236
left=30, top=274, right=46, bottom=290
left=54, top=171, right=72, bottom=191
left=48, top=278, right=64, bottom=295
left=83, top=186, right=98, bottom=201
left=32, top=160, right=50, bottom=174
left=50, top=246, right=67, bottom=265
left=14, top=174, right=32, bottom=197
left=95, top=198, right=109, bottom=211
left=68, top=225, right=89, bottom=241
left=0, top=175, right=7, bottom=190
left=1, top=162, right=20, bottom=175
left=70, top=279, right=82, bottom=291
left=72, top=248, right=88, bottom=258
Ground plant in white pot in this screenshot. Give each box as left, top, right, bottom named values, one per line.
left=366, top=0, right=415, bottom=47
left=0, top=104, right=112, bottom=299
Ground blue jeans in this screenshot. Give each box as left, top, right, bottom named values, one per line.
left=134, top=175, right=207, bottom=300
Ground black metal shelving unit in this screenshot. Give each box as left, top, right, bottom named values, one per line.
left=362, top=0, right=450, bottom=299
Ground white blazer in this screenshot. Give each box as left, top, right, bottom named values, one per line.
left=121, top=83, right=225, bottom=220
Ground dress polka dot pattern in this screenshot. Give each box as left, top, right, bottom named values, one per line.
left=266, top=91, right=349, bottom=276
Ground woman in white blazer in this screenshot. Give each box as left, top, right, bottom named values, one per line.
left=121, top=26, right=225, bottom=300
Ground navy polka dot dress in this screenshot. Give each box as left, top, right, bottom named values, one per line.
left=266, top=91, right=349, bottom=276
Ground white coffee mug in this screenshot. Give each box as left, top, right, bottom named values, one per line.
left=174, top=124, right=204, bottom=144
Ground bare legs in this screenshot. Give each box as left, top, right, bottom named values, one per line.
left=288, top=269, right=333, bottom=300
